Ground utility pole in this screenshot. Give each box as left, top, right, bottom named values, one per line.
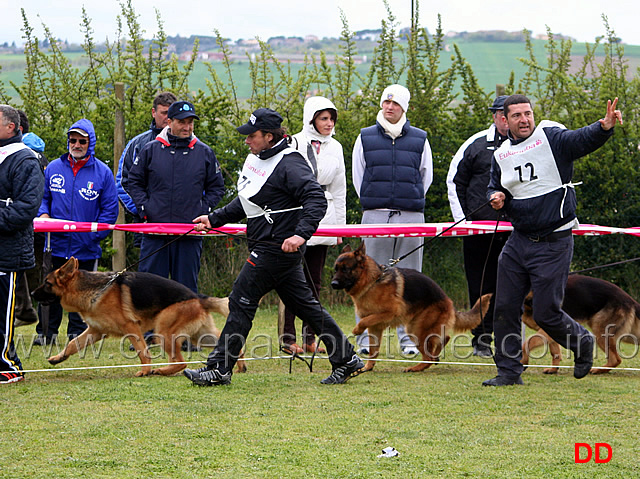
left=112, top=82, right=126, bottom=271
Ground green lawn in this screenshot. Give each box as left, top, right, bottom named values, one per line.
left=3, top=305, right=639, bottom=478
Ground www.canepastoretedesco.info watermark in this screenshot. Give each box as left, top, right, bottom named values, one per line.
left=10, top=330, right=640, bottom=362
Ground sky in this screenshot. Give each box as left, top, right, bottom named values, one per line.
left=3, top=0, right=639, bottom=46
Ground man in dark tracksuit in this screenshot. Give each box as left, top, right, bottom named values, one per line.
left=0, top=105, right=44, bottom=384
left=484, top=94, right=623, bottom=386
left=128, top=101, right=224, bottom=294
left=447, top=95, right=510, bottom=357
left=183, top=108, right=363, bottom=386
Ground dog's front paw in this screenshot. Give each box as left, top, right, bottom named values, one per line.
left=47, top=355, right=65, bottom=365
left=352, top=324, right=365, bottom=335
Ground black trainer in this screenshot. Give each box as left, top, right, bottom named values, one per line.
left=482, top=375, right=524, bottom=386
left=320, top=354, right=364, bottom=384
left=574, top=334, right=594, bottom=379
left=183, top=366, right=231, bottom=386
left=472, top=344, right=493, bottom=358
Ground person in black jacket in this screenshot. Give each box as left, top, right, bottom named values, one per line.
left=13, top=109, right=48, bottom=328
left=0, top=105, right=44, bottom=384
left=446, top=95, right=510, bottom=358
left=128, top=100, right=224, bottom=294
left=183, top=108, right=363, bottom=386
left=484, top=95, right=622, bottom=386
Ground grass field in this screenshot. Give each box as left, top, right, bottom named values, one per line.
left=3, top=305, right=639, bottom=478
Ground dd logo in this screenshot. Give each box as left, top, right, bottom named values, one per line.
left=574, top=443, right=612, bottom=463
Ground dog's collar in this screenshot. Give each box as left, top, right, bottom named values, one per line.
left=375, top=263, right=390, bottom=283
left=91, top=272, right=122, bottom=304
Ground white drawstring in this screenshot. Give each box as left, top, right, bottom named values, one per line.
left=559, top=181, right=582, bottom=218
left=247, top=206, right=303, bottom=224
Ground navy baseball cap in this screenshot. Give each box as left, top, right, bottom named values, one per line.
left=489, top=95, right=509, bottom=112
left=168, top=101, right=199, bottom=120
left=236, top=108, right=283, bottom=134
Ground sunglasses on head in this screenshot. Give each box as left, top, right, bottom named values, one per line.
left=68, top=138, right=88, bottom=145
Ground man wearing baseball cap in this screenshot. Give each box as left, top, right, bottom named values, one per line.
left=446, top=95, right=510, bottom=358
left=128, top=100, right=224, bottom=298
left=351, top=84, right=433, bottom=358
left=184, top=107, right=364, bottom=386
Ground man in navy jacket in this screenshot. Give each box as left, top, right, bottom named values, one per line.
left=128, top=101, right=224, bottom=294
left=484, top=95, right=623, bottom=386
left=34, top=118, right=118, bottom=345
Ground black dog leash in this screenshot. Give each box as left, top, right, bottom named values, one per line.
left=570, top=256, right=640, bottom=275
left=389, top=199, right=497, bottom=266
left=91, top=227, right=196, bottom=303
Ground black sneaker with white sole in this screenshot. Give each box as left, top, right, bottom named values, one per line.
left=320, top=354, right=364, bottom=385
left=183, top=366, right=231, bottom=386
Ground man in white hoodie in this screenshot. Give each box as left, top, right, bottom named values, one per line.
left=352, top=84, right=433, bottom=357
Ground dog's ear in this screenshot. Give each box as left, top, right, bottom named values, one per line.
left=355, top=241, right=366, bottom=256
left=57, top=257, right=79, bottom=281
left=341, top=244, right=352, bottom=253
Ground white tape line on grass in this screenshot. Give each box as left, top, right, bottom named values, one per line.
left=18, top=356, right=640, bottom=374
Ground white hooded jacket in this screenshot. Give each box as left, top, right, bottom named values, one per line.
left=290, top=96, right=347, bottom=246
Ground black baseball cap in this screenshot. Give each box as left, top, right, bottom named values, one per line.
left=489, top=95, right=509, bottom=112
left=168, top=101, right=199, bottom=120
left=236, top=108, right=283, bottom=134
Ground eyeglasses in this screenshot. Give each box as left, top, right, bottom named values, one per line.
left=68, top=138, right=88, bottom=145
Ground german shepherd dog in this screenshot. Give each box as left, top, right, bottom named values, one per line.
left=331, top=243, right=491, bottom=372
left=522, top=274, right=640, bottom=374
left=32, top=257, right=245, bottom=377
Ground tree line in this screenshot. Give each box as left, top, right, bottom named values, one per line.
left=4, top=1, right=640, bottom=302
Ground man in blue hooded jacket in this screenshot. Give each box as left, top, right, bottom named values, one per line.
left=33, top=119, right=119, bottom=345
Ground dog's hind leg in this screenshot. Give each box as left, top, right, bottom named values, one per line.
left=522, top=332, right=561, bottom=374
left=123, top=325, right=154, bottom=377
left=405, top=326, right=444, bottom=373
left=151, top=335, right=188, bottom=376
left=47, top=327, right=106, bottom=365
left=591, top=328, right=622, bottom=374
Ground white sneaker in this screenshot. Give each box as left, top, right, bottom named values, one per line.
left=357, top=347, right=370, bottom=356
left=401, top=346, right=419, bottom=356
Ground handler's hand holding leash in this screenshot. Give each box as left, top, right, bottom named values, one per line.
left=192, top=215, right=212, bottom=232
left=489, top=192, right=505, bottom=210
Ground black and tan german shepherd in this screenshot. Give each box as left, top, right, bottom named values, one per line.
left=331, top=243, right=491, bottom=372
left=32, top=257, right=245, bottom=377
left=522, top=274, right=640, bottom=374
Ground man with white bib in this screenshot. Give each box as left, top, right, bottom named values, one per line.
left=484, top=94, right=623, bottom=386
left=184, top=108, right=363, bottom=386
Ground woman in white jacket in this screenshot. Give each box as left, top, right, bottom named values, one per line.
left=282, top=96, right=347, bottom=354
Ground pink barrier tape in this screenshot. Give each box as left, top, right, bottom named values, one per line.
left=33, top=218, right=640, bottom=238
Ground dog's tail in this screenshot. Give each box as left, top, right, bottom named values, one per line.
left=453, top=293, right=492, bottom=331
left=200, top=296, right=230, bottom=318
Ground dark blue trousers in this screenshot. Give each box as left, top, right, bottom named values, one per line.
left=138, top=235, right=203, bottom=293
left=206, top=247, right=355, bottom=375
left=493, top=231, right=589, bottom=378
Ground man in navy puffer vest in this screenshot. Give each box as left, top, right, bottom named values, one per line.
left=352, top=84, right=433, bottom=357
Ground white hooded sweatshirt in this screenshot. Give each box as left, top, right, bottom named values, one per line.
left=290, top=96, right=347, bottom=246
